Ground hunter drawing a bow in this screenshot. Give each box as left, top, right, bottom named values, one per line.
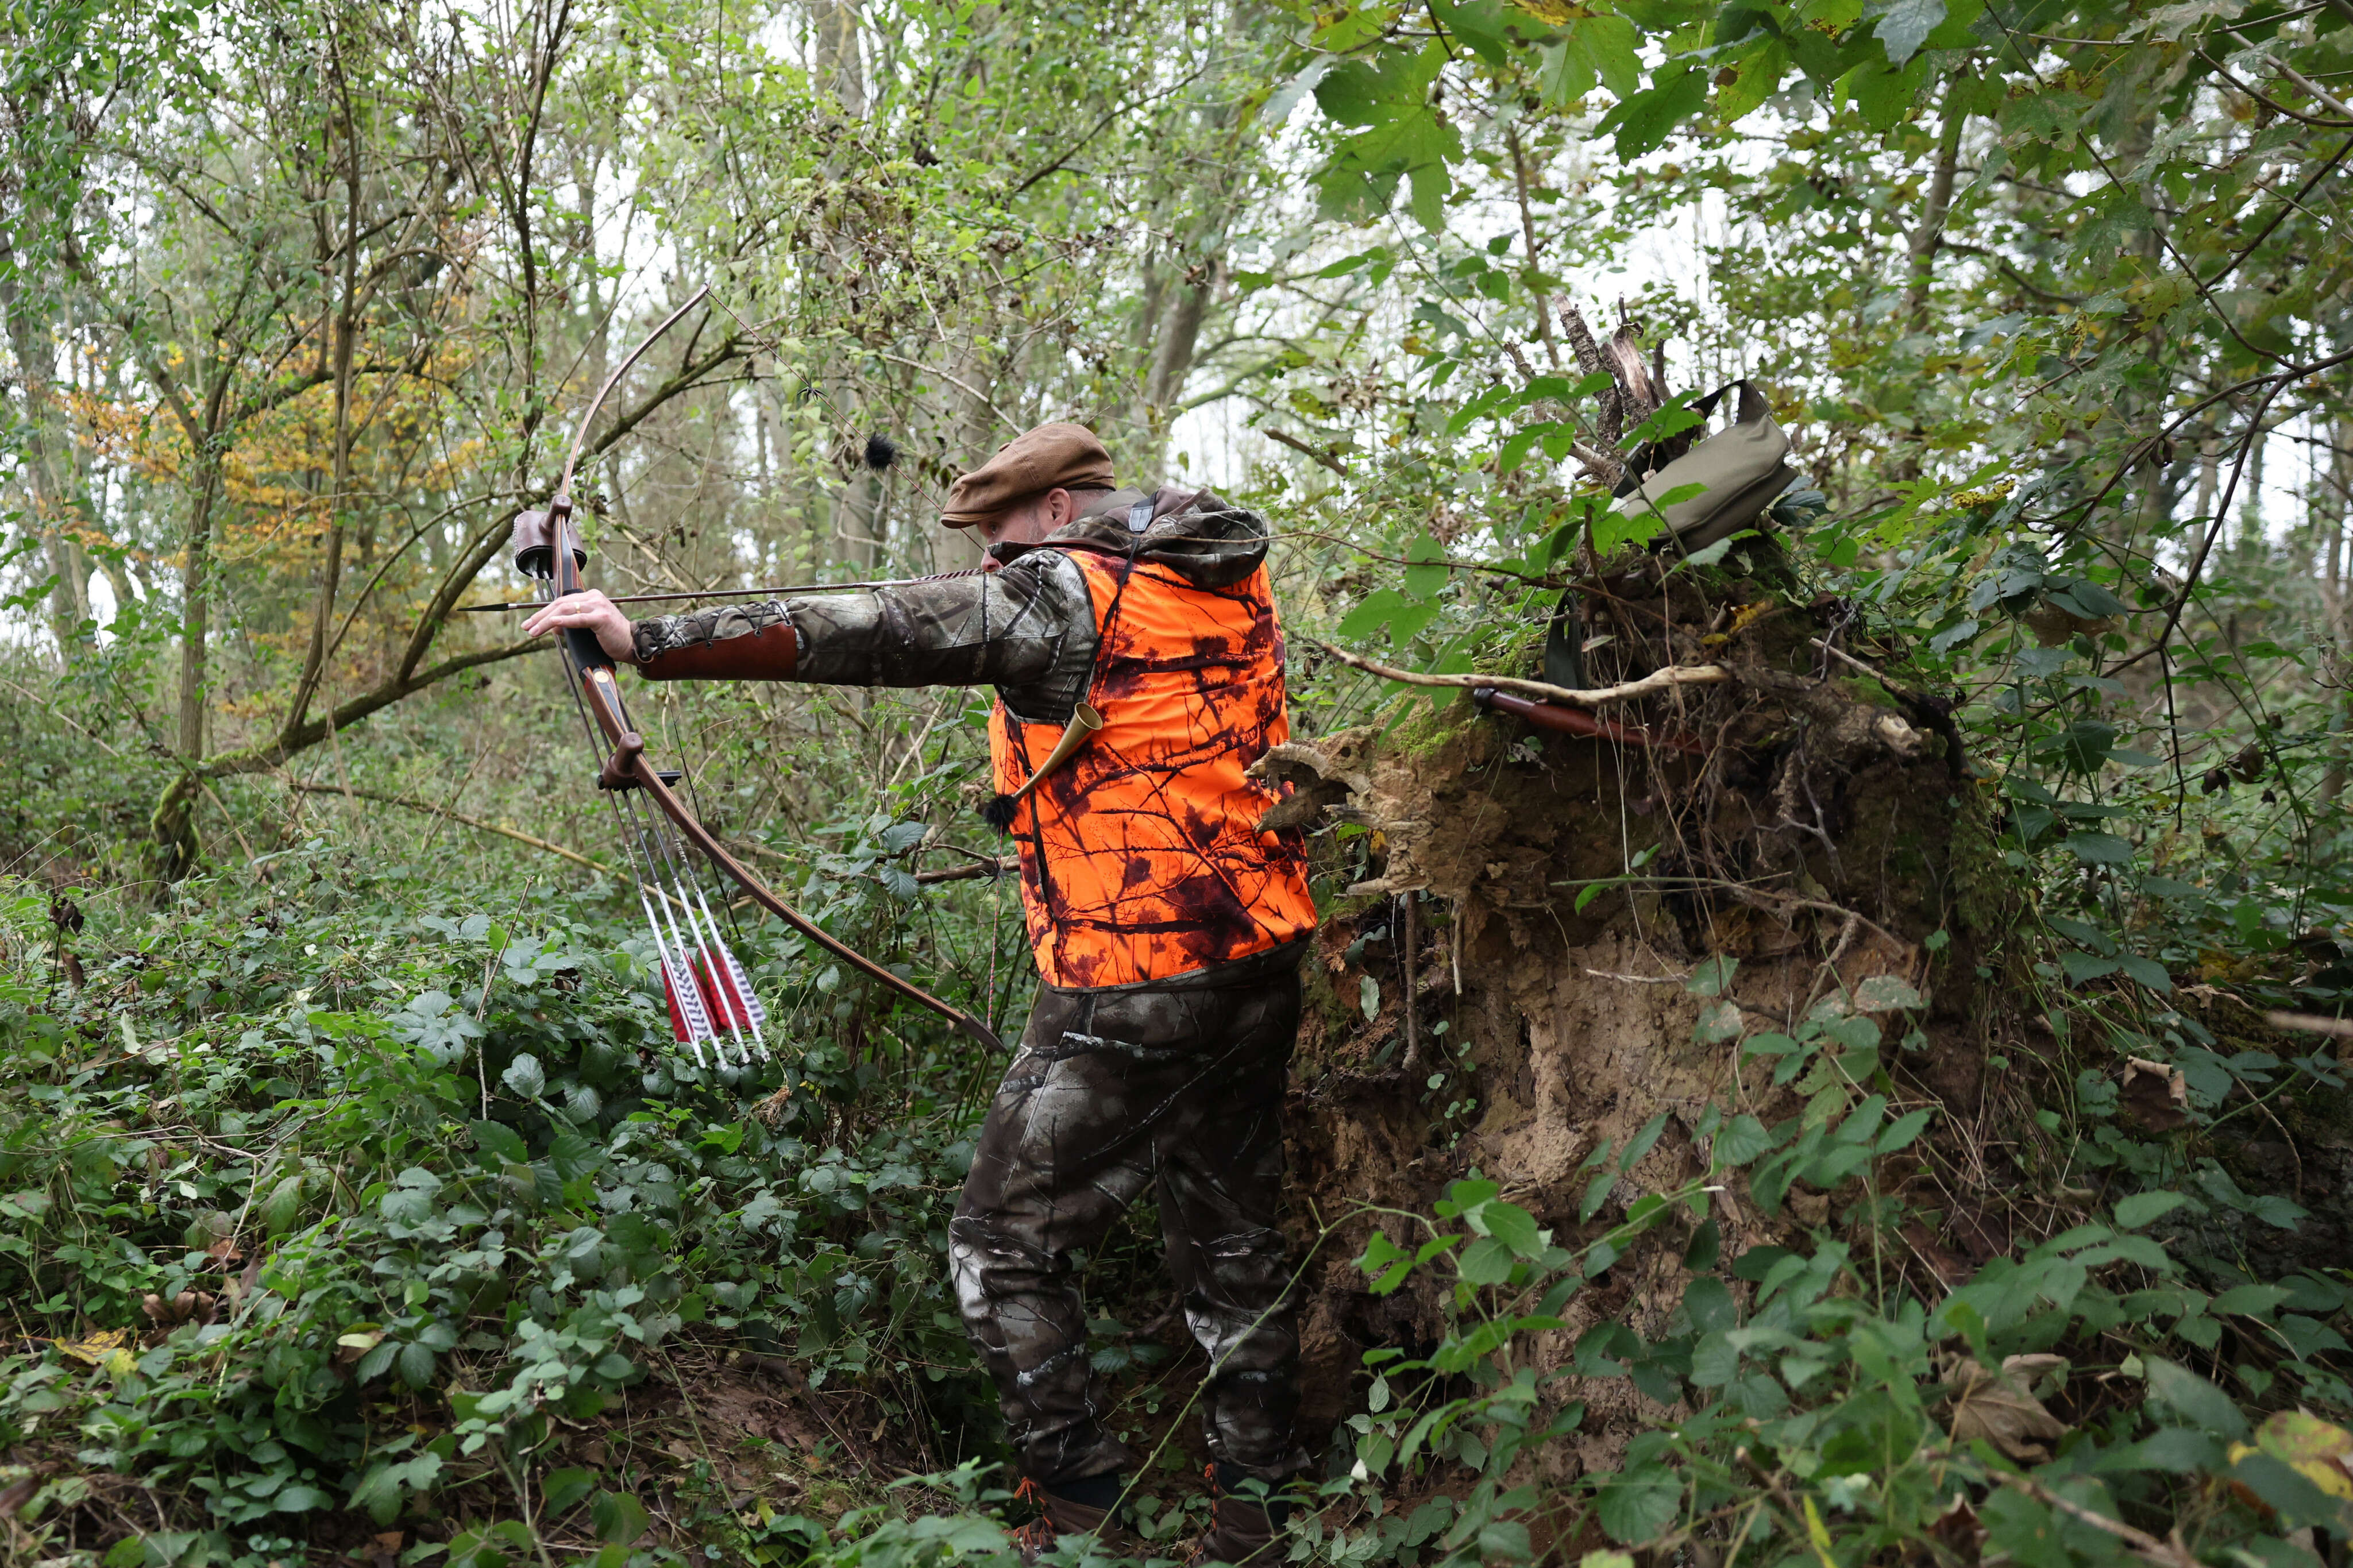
left=512, top=284, right=1002, bottom=1067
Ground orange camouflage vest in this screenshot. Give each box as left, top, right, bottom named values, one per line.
left=989, top=547, right=1317, bottom=989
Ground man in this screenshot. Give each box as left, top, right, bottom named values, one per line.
left=523, top=422, right=1317, bottom=1562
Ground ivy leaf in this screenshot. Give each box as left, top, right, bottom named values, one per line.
left=2114, top=1190, right=2187, bottom=1230
left=2058, top=952, right=2120, bottom=984
left=1684, top=1275, right=1737, bottom=1334
left=1313, top=44, right=1462, bottom=229
left=501, top=1053, right=546, bottom=1099
left=1693, top=1000, right=1744, bottom=1043
left=542, top=1468, right=596, bottom=1515
left=1715, top=1114, right=1775, bottom=1165
left=592, top=1490, right=654, bottom=1545
left=472, top=1119, right=529, bottom=1167
left=1851, top=974, right=1924, bottom=1012
left=1403, top=535, right=1449, bottom=600
left=2144, top=1356, right=2250, bottom=1438
left=1686, top=955, right=1738, bottom=997
left=1337, top=588, right=1407, bottom=641
left=1457, top=1235, right=1517, bottom=1285
left=1482, top=1200, right=1544, bottom=1258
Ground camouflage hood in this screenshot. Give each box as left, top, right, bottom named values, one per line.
left=988, top=485, right=1271, bottom=590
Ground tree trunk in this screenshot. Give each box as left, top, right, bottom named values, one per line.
left=0, top=222, right=90, bottom=649
left=168, top=337, right=244, bottom=770
left=809, top=0, right=866, bottom=117
left=1144, top=261, right=1216, bottom=422
left=1902, top=82, right=1968, bottom=326
left=284, top=69, right=365, bottom=743
left=2320, top=419, right=2353, bottom=809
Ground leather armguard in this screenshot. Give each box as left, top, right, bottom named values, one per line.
left=633, top=619, right=800, bottom=681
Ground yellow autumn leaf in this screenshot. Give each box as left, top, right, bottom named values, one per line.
left=53, top=1327, right=130, bottom=1366
left=2230, top=1411, right=2353, bottom=1502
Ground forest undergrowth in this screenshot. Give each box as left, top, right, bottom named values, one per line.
left=9, top=573, right=2353, bottom=1568
left=5, top=0, right=2353, bottom=1558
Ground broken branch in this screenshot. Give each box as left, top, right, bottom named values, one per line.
left=1308, top=639, right=1730, bottom=706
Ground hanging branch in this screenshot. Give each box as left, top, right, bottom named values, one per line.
left=284, top=779, right=615, bottom=875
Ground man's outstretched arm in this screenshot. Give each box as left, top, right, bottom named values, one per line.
left=519, top=550, right=1098, bottom=706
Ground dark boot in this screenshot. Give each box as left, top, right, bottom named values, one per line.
left=1189, top=1495, right=1282, bottom=1566
left=1188, top=1464, right=1292, bottom=1567
left=1012, top=1474, right=1129, bottom=1562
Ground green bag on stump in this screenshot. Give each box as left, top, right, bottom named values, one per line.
left=1544, top=381, right=1800, bottom=690
left=1618, top=379, right=1798, bottom=555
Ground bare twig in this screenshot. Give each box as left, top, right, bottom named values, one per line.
left=2266, top=1010, right=2353, bottom=1037
left=914, top=857, right=1017, bottom=885
left=1308, top=638, right=1731, bottom=706
left=1809, top=638, right=1884, bottom=678
left=2225, top=27, right=2353, bottom=118
left=1999, top=1476, right=2200, bottom=1568
left=283, top=779, right=613, bottom=875
left=1263, top=426, right=1350, bottom=476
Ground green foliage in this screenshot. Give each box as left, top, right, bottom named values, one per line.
left=4, top=0, right=2352, bottom=1556
left=0, top=850, right=1008, bottom=1565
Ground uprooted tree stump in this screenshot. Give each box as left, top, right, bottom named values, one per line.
left=1258, top=536, right=2043, bottom=1480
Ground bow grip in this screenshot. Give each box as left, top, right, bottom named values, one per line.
left=566, top=625, right=616, bottom=674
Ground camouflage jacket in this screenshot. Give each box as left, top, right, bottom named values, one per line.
left=627, top=486, right=1272, bottom=725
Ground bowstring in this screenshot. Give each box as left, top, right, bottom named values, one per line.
left=534, top=558, right=740, bottom=1072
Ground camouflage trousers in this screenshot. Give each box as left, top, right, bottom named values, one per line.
left=948, top=944, right=1309, bottom=1489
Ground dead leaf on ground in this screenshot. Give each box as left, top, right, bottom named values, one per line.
left=1930, top=1494, right=1985, bottom=1565
left=0, top=1463, right=55, bottom=1520
left=1899, top=1222, right=1970, bottom=1291
left=142, top=1291, right=218, bottom=1328
left=2119, top=1057, right=2189, bottom=1132
left=1945, top=1353, right=2071, bottom=1462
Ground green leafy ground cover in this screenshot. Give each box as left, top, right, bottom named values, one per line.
left=9, top=788, right=2353, bottom=1568
left=3, top=0, right=2352, bottom=1555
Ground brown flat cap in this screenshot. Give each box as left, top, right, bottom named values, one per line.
left=940, top=421, right=1117, bottom=527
